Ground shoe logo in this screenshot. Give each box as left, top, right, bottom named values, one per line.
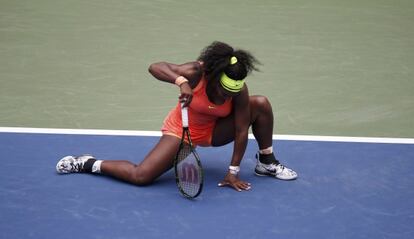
left=208, top=105, right=215, bottom=109
left=263, top=164, right=277, bottom=173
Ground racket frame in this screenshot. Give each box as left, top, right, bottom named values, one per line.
left=173, top=105, right=204, bottom=199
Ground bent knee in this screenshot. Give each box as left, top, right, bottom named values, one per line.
left=130, top=167, right=155, bottom=186
left=250, top=95, right=271, bottom=108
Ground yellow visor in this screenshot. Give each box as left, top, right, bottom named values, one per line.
left=220, top=73, right=245, bottom=93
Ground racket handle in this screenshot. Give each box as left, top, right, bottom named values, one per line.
left=181, top=103, right=189, bottom=128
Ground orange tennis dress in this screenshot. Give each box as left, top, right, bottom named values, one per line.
left=162, top=78, right=232, bottom=146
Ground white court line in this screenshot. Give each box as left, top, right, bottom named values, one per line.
left=0, top=127, right=414, bottom=144
left=0, top=127, right=162, bottom=137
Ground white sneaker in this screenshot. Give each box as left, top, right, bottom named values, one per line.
left=56, top=154, right=95, bottom=174
left=254, top=153, right=298, bottom=180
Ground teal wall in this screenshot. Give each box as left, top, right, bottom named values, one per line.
left=1, top=0, right=413, bottom=137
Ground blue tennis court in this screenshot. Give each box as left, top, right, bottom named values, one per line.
left=1, top=130, right=413, bottom=239
left=1, top=1, right=413, bottom=238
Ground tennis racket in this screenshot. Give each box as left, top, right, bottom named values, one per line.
left=174, top=103, right=204, bottom=199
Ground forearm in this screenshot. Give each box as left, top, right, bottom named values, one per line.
left=230, top=129, right=248, bottom=166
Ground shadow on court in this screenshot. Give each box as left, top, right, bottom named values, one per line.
left=1, top=132, right=413, bottom=239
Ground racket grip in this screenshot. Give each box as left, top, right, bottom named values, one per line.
left=181, top=103, right=189, bottom=128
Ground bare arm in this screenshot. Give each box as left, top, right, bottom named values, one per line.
left=218, top=85, right=252, bottom=192
left=148, top=61, right=202, bottom=88
left=148, top=61, right=203, bottom=106
left=230, top=85, right=250, bottom=167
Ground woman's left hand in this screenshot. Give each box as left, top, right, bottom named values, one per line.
left=218, top=173, right=251, bottom=192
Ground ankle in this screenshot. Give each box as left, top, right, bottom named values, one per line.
left=258, top=153, right=280, bottom=165
left=259, top=146, right=273, bottom=155
left=83, top=158, right=97, bottom=173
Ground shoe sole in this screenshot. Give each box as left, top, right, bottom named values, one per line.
left=255, top=170, right=275, bottom=177
left=255, top=169, right=298, bottom=180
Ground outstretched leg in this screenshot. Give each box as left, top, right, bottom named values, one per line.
left=100, top=135, right=181, bottom=185
left=56, top=135, right=181, bottom=185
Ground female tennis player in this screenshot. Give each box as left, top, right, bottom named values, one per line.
left=56, top=41, right=297, bottom=192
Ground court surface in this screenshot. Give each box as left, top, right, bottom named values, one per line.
left=1, top=130, right=413, bottom=239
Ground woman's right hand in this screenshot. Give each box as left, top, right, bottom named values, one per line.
left=179, top=82, right=193, bottom=107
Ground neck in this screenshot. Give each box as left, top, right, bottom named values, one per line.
left=206, top=80, right=226, bottom=105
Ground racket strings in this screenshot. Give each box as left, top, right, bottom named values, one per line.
left=176, top=144, right=202, bottom=197
left=177, top=143, right=191, bottom=163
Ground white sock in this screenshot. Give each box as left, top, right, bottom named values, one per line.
left=92, top=160, right=103, bottom=174
left=259, top=146, right=273, bottom=155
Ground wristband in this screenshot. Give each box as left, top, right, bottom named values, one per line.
left=229, top=165, right=240, bottom=175
left=175, top=76, right=189, bottom=86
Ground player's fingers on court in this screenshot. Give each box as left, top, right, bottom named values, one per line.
left=241, top=182, right=252, bottom=190
left=236, top=181, right=251, bottom=191
left=221, top=181, right=242, bottom=192
left=218, top=182, right=249, bottom=192
left=218, top=181, right=241, bottom=191
left=232, top=182, right=251, bottom=192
